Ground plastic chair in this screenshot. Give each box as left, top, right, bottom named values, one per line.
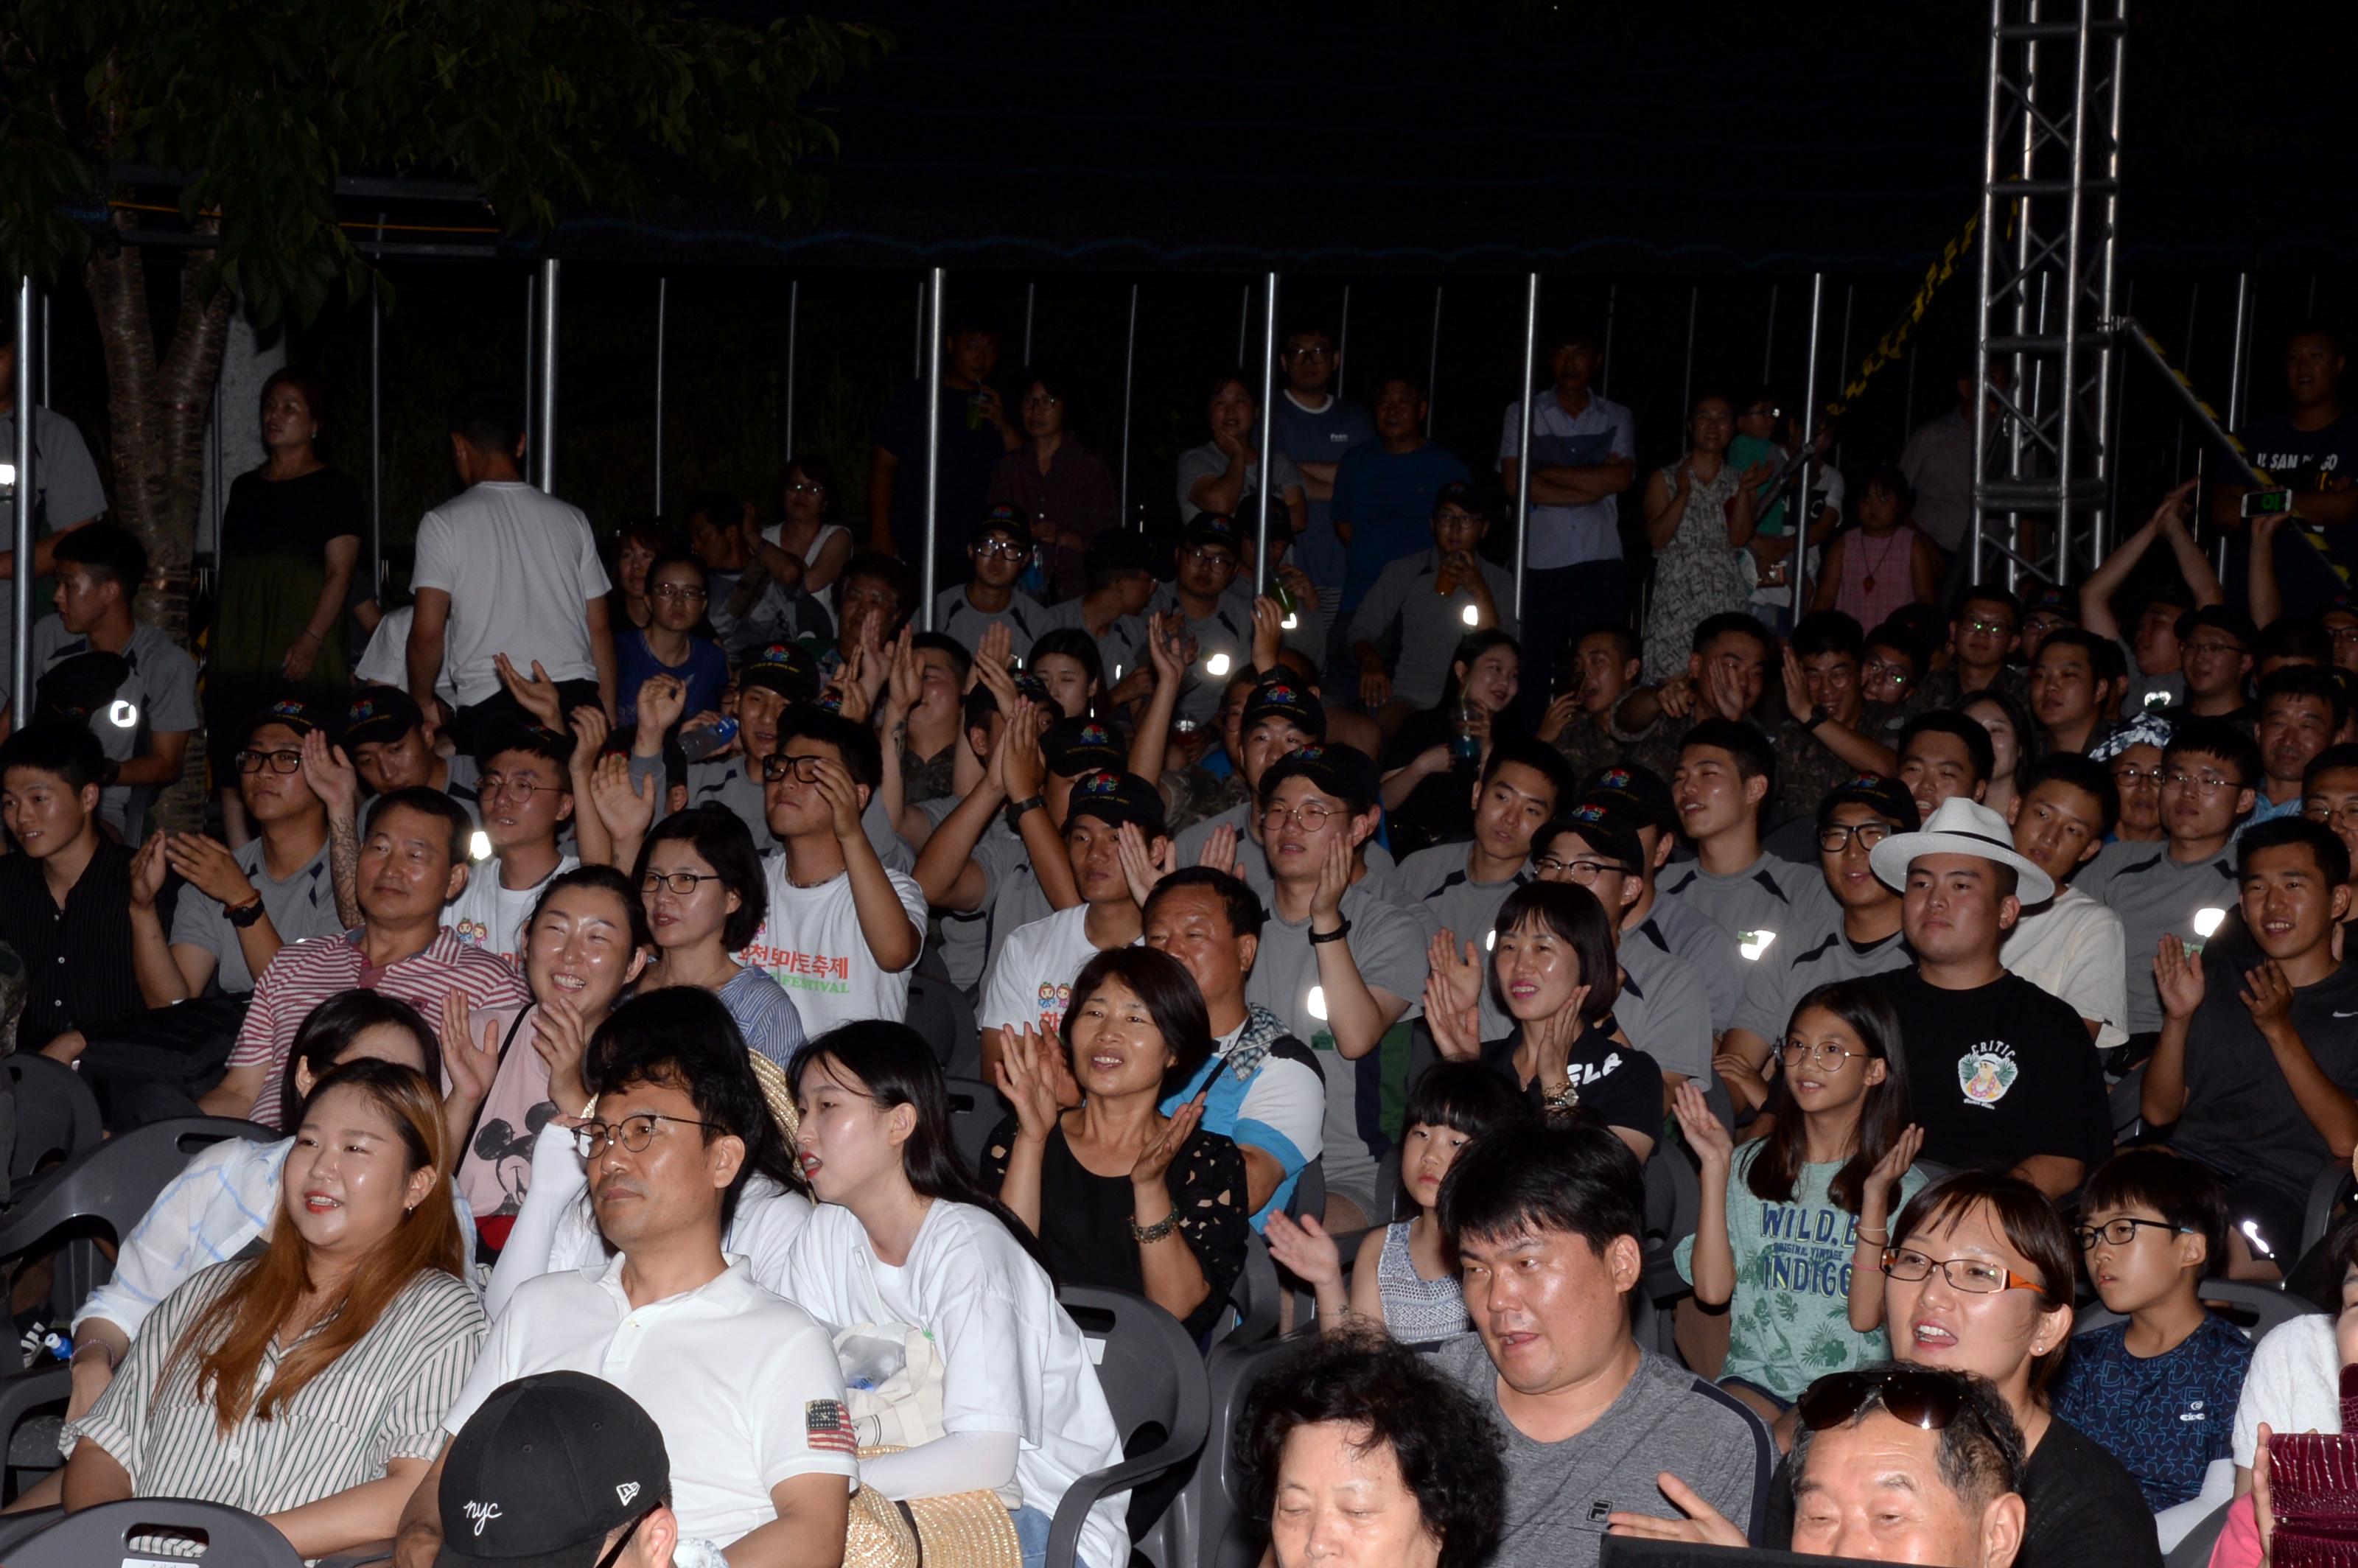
left=1052, top=1286, right=1212, bottom=1568
left=7, top=1495, right=307, bottom=1567
left=317, top=1544, right=396, bottom=1567
left=1284, top=1157, right=1326, bottom=1225
left=2072, top=1278, right=2322, bottom=1345
left=2163, top=1494, right=2237, bottom=1568
left=907, top=970, right=979, bottom=1077
left=2303, top=1157, right=2354, bottom=1258
left=940, top=1074, right=1005, bottom=1179
left=4, top=1055, right=102, bottom=1200
left=1212, top=1233, right=1281, bottom=1348
left=1640, top=1140, right=1701, bottom=1307
left=1192, top=1326, right=1318, bottom=1568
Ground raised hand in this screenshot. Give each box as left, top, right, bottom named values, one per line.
left=533, top=994, right=595, bottom=1115
left=590, top=752, right=659, bottom=842
left=884, top=625, right=922, bottom=717
left=438, top=993, right=499, bottom=1108
left=1861, top=1124, right=1926, bottom=1233
left=973, top=623, right=1015, bottom=692
left=2150, top=475, right=2200, bottom=536
left=2242, top=959, right=2297, bottom=1033
left=1425, top=928, right=1483, bottom=1021
left=1422, top=972, right=1481, bottom=1062
left=298, top=729, right=359, bottom=822
left=1147, top=612, right=1189, bottom=690
left=1001, top=696, right=1046, bottom=800
left=634, top=673, right=689, bottom=739
left=1250, top=595, right=1284, bottom=671
left=1670, top=1081, right=1733, bottom=1173
left=1525, top=990, right=1592, bottom=1086
left=811, top=755, right=866, bottom=841
left=1655, top=674, right=1696, bottom=719
left=1262, top=1209, right=1343, bottom=1289
left=128, top=830, right=169, bottom=911
left=1115, top=819, right=1178, bottom=908
left=2153, top=934, right=2206, bottom=1021
left=994, top=1023, right=1067, bottom=1145
left=1536, top=690, right=1580, bottom=745
left=1606, top=1473, right=1749, bottom=1550
left=1310, top=830, right=1351, bottom=925
left=1780, top=645, right=1813, bottom=722
left=164, top=833, right=259, bottom=909
left=833, top=638, right=875, bottom=725
left=1130, top=1094, right=1205, bottom=1189
left=1196, top=821, right=1240, bottom=878
left=496, top=653, right=566, bottom=731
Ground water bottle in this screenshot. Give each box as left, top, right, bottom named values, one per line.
left=679, top=717, right=739, bottom=763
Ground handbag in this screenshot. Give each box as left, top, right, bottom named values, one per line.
left=2267, top=1365, right=2358, bottom=1568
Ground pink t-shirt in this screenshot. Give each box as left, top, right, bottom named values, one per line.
left=453, top=1003, right=556, bottom=1232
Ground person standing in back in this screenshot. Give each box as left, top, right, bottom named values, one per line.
left=406, top=387, right=618, bottom=752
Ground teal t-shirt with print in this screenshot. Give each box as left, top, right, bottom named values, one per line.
left=1675, top=1143, right=1927, bottom=1399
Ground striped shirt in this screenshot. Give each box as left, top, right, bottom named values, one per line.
left=226, top=928, right=532, bottom=1126
left=64, top=1259, right=486, bottom=1521
left=717, top=964, right=805, bottom=1068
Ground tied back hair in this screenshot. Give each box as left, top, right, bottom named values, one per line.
left=1746, top=980, right=1911, bottom=1214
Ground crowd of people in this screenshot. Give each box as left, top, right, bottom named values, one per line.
left=1, top=306, right=2357, bottom=1568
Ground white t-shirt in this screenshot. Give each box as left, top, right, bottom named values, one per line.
left=741, top=856, right=928, bottom=1035
left=410, top=480, right=611, bottom=707
left=1999, top=884, right=2130, bottom=1051
left=447, top=1256, right=854, bottom=1546
left=2232, top=1311, right=2340, bottom=1466
left=783, top=1202, right=1129, bottom=1568
left=979, top=904, right=1138, bottom=1040
left=354, top=606, right=462, bottom=709
left=448, top=853, right=577, bottom=968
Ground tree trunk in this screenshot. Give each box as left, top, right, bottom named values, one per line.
left=83, top=210, right=231, bottom=833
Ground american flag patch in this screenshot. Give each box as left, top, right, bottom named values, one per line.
left=806, top=1399, right=856, bottom=1455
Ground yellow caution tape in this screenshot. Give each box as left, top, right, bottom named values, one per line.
left=1823, top=209, right=1992, bottom=423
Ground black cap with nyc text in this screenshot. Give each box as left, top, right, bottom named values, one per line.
left=435, top=1373, right=670, bottom=1568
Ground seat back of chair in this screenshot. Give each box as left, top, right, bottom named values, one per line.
left=940, top=1074, right=1004, bottom=1180
left=1194, top=1329, right=1315, bottom=1568
left=10, top=1496, right=307, bottom=1567
left=1055, top=1286, right=1211, bottom=1568
left=5, top=1056, right=102, bottom=1194
left=1212, top=1232, right=1280, bottom=1348
left=2074, top=1278, right=2322, bottom=1344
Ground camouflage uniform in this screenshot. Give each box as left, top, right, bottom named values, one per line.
left=1548, top=713, right=1633, bottom=788
left=1774, top=718, right=1872, bottom=826
left=1161, top=765, right=1250, bottom=836
left=900, top=743, right=959, bottom=808
left=1908, top=663, right=2029, bottom=718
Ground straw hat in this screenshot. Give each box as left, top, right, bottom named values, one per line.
left=745, top=1049, right=802, bottom=1145
left=845, top=1449, right=1023, bottom=1568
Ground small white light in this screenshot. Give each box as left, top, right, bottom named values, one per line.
left=0, top=463, right=15, bottom=489
left=1280, top=613, right=1299, bottom=631
left=1112, top=664, right=1123, bottom=682
left=1205, top=651, right=1232, bottom=678
left=2192, top=906, right=2227, bottom=938
left=1485, top=930, right=1497, bottom=952
left=1738, top=929, right=1777, bottom=962
left=469, top=829, right=494, bottom=862
left=1461, top=603, right=1480, bottom=626
left=1306, top=984, right=1328, bottom=1022
left=107, top=699, right=138, bottom=729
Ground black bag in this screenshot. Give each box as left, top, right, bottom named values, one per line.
left=75, top=996, right=252, bottom=1130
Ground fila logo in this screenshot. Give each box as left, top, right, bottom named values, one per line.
left=617, top=1482, right=642, bottom=1507
left=462, top=1501, right=503, bottom=1537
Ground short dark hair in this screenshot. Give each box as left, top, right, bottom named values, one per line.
left=1439, top=1117, right=1645, bottom=1261
left=2257, top=615, right=2332, bottom=666
left=1578, top=624, right=1640, bottom=666
left=2305, top=742, right=2358, bottom=792
left=277, top=990, right=444, bottom=1131
left=2018, top=751, right=2121, bottom=839
left=528, top=863, right=652, bottom=953
left=636, top=805, right=769, bottom=951
left=0, top=721, right=106, bottom=794
left=646, top=548, right=707, bottom=592
left=832, top=551, right=918, bottom=631
left=775, top=707, right=884, bottom=793
left=1478, top=735, right=1575, bottom=807
left=1899, top=710, right=1996, bottom=785
left=1680, top=717, right=1777, bottom=789
left=585, top=989, right=805, bottom=1222
left=1142, top=866, right=1266, bottom=942
left=260, top=366, right=332, bottom=435
left=2163, top=717, right=2261, bottom=791
left=1791, top=610, right=1866, bottom=662
left=365, top=786, right=472, bottom=867
left=1790, top=1363, right=2024, bottom=1517
left=1241, top=1329, right=1507, bottom=1568
left=2035, top=626, right=2125, bottom=687
left=1489, top=881, right=1620, bottom=1021
left=1690, top=612, right=1774, bottom=661
left=2238, top=813, right=2352, bottom=890
left=684, top=490, right=743, bottom=531
left=906, top=631, right=972, bottom=690
left=1957, top=585, right=2023, bottom=623
left=1060, top=947, right=1216, bottom=1097
left=2082, top=1148, right=2229, bottom=1276
left=478, top=724, right=576, bottom=783
left=52, top=522, right=147, bottom=593
left=1028, top=627, right=1105, bottom=696
left=1890, top=1171, right=2074, bottom=1385
left=448, top=385, right=525, bottom=455
left=1206, top=366, right=1257, bottom=402
left=1858, top=463, right=1915, bottom=514
left=1402, top=1061, right=1529, bottom=1145
left=2260, top=663, right=2351, bottom=734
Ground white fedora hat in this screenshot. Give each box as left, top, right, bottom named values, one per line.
left=1867, top=795, right=2054, bottom=904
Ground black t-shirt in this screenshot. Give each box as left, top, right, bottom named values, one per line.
left=221, top=466, right=364, bottom=572
left=1382, top=706, right=1513, bottom=857
left=2172, top=951, right=2358, bottom=1205
left=1480, top=1022, right=1664, bottom=1135
left=1763, top=1413, right=2160, bottom=1568
left=2243, top=410, right=2358, bottom=604
left=1866, top=968, right=2112, bottom=1175
left=875, top=378, right=1011, bottom=589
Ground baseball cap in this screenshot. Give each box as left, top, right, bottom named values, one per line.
left=1430, top=480, right=1495, bottom=521
left=434, top=1372, right=671, bottom=1568
left=1065, top=769, right=1169, bottom=839
left=1579, top=763, right=1675, bottom=836
left=1241, top=673, right=1325, bottom=739
left=1041, top=715, right=1126, bottom=778
left=340, top=685, right=426, bottom=749
left=1181, top=511, right=1247, bottom=554
left=973, top=504, right=1029, bottom=550
left=242, top=697, right=323, bottom=750
left=2021, top=585, right=2078, bottom=625
left=741, top=642, right=819, bottom=704
left=1817, top=772, right=1922, bottom=834
left=32, top=651, right=130, bottom=726
left=1544, top=801, right=1642, bottom=873
left=2175, top=603, right=2259, bottom=651
left=1085, top=530, right=1156, bottom=578
left=1259, top=742, right=1379, bottom=818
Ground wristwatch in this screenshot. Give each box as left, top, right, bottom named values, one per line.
left=1004, top=795, right=1046, bottom=833
left=1308, top=917, right=1352, bottom=945
left=1805, top=704, right=1836, bottom=731
left=225, top=895, right=267, bottom=930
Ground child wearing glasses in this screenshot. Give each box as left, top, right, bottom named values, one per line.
left=1671, top=979, right=1925, bottom=1438
left=2050, top=1149, right=2250, bottom=1525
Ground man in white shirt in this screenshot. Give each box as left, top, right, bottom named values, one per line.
left=394, top=995, right=851, bottom=1568
left=407, top=385, right=618, bottom=746
left=2001, top=752, right=2130, bottom=1050
left=448, top=721, right=580, bottom=967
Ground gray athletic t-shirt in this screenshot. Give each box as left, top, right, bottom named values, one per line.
left=1429, top=1334, right=1772, bottom=1567
left=1614, top=937, right=1717, bottom=1083
left=168, top=839, right=343, bottom=995
left=2074, top=838, right=2237, bottom=1035
left=1729, top=924, right=1914, bottom=1047
left=1172, top=799, right=1395, bottom=898
left=1380, top=843, right=1528, bottom=1041
left=1656, top=851, right=1836, bottom=962
left=1628, top=897, right=1745, bottom=1033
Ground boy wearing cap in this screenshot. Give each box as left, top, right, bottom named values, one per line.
left=29, top=521, right=200, bottom=839
left=430, top=1374, right=684, bottom=1568
left=2080, top=478, right=2212, bottom=713
left=1718, top=774, right=1921, bottom=1115
left=1581, top=766, right=1746, bottom=1033
left=343, top=685, right=483, bottom=821
left=935, top=506, right=1050, bottom=661
left=1347, top=481, right=1517, bottom=727
left=2144, top=816, right=2358, bottom=1272
left=1660, top=718, right=1836, bottom=959
left=0, top=724, right=144, bottom=1057
left=2253, top=665, right=2348, bottom=824
left=2018, top=583, right=2080, bottom=665
left=2175, top=604, right=2259, bottom=724
left=1038, top=531, right=1157, bottom=707
left=1864, top=797, right=2113, bottom=1198
left=2027, top=627, right=2128, bottom=755
left=2077, top=718, right=2258, bottom=1046
left=1146, top=512, right=1258, bottom=727
left=1998, top=753, right=2130, bottom=1051
left=1248, top=744, right=1429, bottom=1226
left=979, top=771, right=1166, bottom=1062
left=448, top=724, right=581, bottom=967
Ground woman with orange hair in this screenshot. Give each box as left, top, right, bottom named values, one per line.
left=56, top=1059, right=486, bottom=1559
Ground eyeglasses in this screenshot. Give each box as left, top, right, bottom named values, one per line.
left=2164, top=769, right=2242, bottom=794
left=1533, top=855, right=1627, bottom=883
left=1183, top=545, right=1240, bottom=570
left=1863, top=661, right=1911, bottom=687
left=642, top=869, right=724, bottom=897
left=973, top=540, right=1027, bottom=562
left=574, top=1112, right=715, bottom=1159
left=477, top=773, right=566, bottom=801
left=1962, top=618, right=2015, bottom=637
left=2183, top=639, right=2246, bottom=658
left=2074, top=1217, right=2193, bottom=1251
left=1780, top=1039, right=1869, bottom=1071
left=785, top=480, right=825, bottom=496
left=651, top=583, right=707, bottom=602
left=1284, top=346, right=1334, bottom=361
left=1794, top=1368, right=2018, bottom=1491
left=2329, top=627, right=2358, bottom=648
left=1879, top=1247, right=2048, bottom=1295
left=1021, top=393, right=1062, bottom=410
left=2111, top=764, right=2163, bottom=788
left=235, top=748, right=304, bottom=775
left=1262, top=800, right=1342, bottom=832
left=763, top=754, right=826, bottom=783
left=1818, top=822, right=1892, bottom=853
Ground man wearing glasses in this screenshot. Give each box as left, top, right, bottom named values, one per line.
left=1145, top=511, right=1259, bottom=727
left=933, top=504, right=1049, bottom=662
left=2171, top=603, right=2259, bottom=723
left=1914, top=587, right=2029, bottom=715
left=446, top=721, right=580, bottom=966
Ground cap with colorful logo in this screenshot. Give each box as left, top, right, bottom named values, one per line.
left=1241, top=673, right=1325, bottom=739
left=340, top=685, right=427, bottom=749
left=1065, top=769, right=1169, bottom=839
left=1579, top=763, right=1675, bottom=836
left=1042, top=715, right=1126, bottom=778
left=1259, top=742, right=1379, bottom=819
left=1547, top=801, right=1642, bottom=874
left=242, top=697, right=323, bottom=749
left=973, top=504, right=1031, bottom=550
left=1181, top=511, right=1247, bottom=554
left=1816, top=772, right=1922, bottom=834
left=741, top=641, right=819, bottom=703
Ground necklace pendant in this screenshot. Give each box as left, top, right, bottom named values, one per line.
left=1862, top=574, right=1877, bottom=594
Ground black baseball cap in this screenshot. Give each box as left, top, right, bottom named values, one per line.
left=32, top=651, right=130, bottom=726
left=973, top=504, right=1029, bottom=550
left=435, top=1372, right=670, bottom=1568
left=1041, top=715, right=1126, bottom=778
left=1181, top=511, right=1247, bottom=554
left=1066, top=769, right=1169, bottom=839
left=2021, top=585, right=2078, bottom=625
left=1241, top=673, right=1325, bottom=739
left=242, top=697, right=324, bottom=749
left=1817, top=772, right=1922, bottom=834
left=1085, top=530, right=1156, bottom=578
left=1259, top=742, right=1379, bottom=818
left=1580, top=763, right=1675, bottom=836
left=1430, top=480, right=1494, bottom=521
left=1545, top=801, right=1642, bottom=873
left=340, top=685, right=426, bottom=749
left=741, top=641, right=819, bottom=703
left=2175, top=603, right=2259, bottom=651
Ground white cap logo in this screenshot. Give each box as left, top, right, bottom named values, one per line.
left=461, top=1500, right=503, bottom=1537
left=616, top=1482, right=642, bottom=1507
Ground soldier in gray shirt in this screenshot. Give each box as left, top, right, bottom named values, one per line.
left=1348, top=483, right=1521, bottom=713
left=1659, top=718, right=1837, bottom=959
left=1434, top=1120, right=1773, bottom=1567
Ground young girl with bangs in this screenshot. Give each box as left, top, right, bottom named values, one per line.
left=1672, top=979, right=1925, bottom=1434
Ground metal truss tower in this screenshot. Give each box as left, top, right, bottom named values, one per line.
left=1970, top=0, right=2128, bottom=591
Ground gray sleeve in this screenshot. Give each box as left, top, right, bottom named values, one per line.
left=167, top=886, right=230, bottom=962
left=38, top=413, right=109, bottom=525
left=1728, top=953, right=1793, bottom=1043
left=1348, top=561, right=1408, bottom=651
left=1350, top=903, right=1431, bottom=1013
left=864, top=791, right=913, bottom=875
left=1175, top=449, right=1217, bottom=521
left=1485, top=564, right=1522, bottom=640
left=1270, top=450, right=1306, bottom=493
left=1631, top=959, right=1714, bottom=1082
left=146, top=645, right=201, bottom=732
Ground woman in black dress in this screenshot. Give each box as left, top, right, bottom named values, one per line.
left=1377, top=629, right=1525, bottom=857
left=209, top=368, right=361, bottom=841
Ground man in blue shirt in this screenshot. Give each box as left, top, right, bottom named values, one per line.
left=1264, top=327, right=1374, bottom=646
left=1498, top=329, right=1637, bottom=728
left=1332, top=375, right=1472, bottom=617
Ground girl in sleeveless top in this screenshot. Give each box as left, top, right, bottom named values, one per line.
left=1263, top=1063, right=1528, bottom=1343
left=1813, top=465, right=1942, bottom=631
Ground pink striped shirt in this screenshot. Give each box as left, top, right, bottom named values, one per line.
left=227, top=928, right=532, bottom=1126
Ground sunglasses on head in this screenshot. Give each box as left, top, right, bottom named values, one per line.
left=1795, top=1368, right=2018, bottom=1488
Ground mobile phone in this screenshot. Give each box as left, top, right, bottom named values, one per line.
left=2242, top=488, right=2295, bottom=519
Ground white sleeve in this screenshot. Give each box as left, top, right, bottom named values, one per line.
left=724, top=1186, right=816, bottom=1300
left=885, top=870, right=928, bottom=970
left=576, top=519, right=614, bottom=599
left=2233, top=1315, right=2340, bottom=1467
left=856, top=1430, right=1020, bottom=1502
left=72, top=1144, right=259, bottom=1338
left=976, top=930, right=1032, bottom=1037
left=441, top=1287, right=525, bottom=1438
left=483, top=1121, right=598, bottom=1320
left=410, top=513, right=457, bottom=595
left=2056, top=910, right=2130, bottom=1049
left=750, top=1318, right=859, bottom=1486
left=1233, top=1057, right=1326, bottom=1167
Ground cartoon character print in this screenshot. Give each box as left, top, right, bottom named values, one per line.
left=1956, top=1041, right=2019, bottom=1108
left=471, top=1099, right=560, bottom=1218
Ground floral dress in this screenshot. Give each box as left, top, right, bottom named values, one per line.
left=1642, top=459, right=1749, bottom=683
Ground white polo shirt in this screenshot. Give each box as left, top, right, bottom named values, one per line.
left=447, top=1256, right=854, bottom=1546
left=2000, top=883, right=2130, bottom=1051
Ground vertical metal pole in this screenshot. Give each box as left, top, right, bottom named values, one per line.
left=653, top=276, right=668, bottom=515
left=1969, top=0, right=2005, bottom=592
left=923, top=267, right=945, bottom=629
left=1794, top=273, right=1824, bottom=623
left=533, top=259, right=559, bottom=492
left=1681, top=286, right=1698, bottom=419
left=1761, top=283, right=1779, bottom=382
left=1238, top=284, right=1250, bottom=365
left=784, top=279, right=800, bottom=460
left=913, top=279, right=925, bottom=381
left=2003, top=0, right=2040, bottom=593
left=1513, top=273, right=1540, bottom=620
left=1337, top=284, right=1351, bottom=400
left=1022, top=281, right=1035, bottom=368
left=1253, top=271, right=1280, bottom=594
left=2052, top=0, right=2099, bottom=589
left=1600, top=282, right=1618, bottom=398
left=2087, top=5, right=2127, bottom=563
left=1119, top=283, right=1138, bottom=526
left=1833, top=282, right=1855, bottom=466
left=1425, top=285, right=1444, bottom=438
left=2227, top=271, right=2254, bottom=433
left=12, top=279, right=35, bottom=719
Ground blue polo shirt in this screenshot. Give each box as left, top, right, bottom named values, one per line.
left=1331, top=441, right=1474, bottom=611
